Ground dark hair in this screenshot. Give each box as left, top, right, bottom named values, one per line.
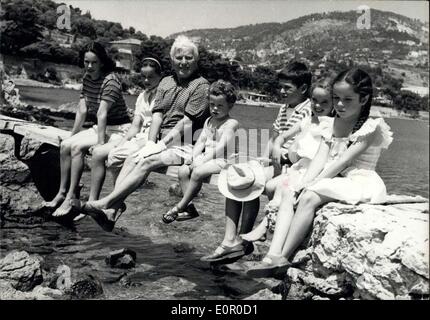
left=79, top=41, right=116, bottom=73
left=141, top=57, right=162, bottom=75
left=332, top=68, right=373, bottom=133
left=209, top=80, right=237, bottom=105
left=278, top=61, right=312, bottom=96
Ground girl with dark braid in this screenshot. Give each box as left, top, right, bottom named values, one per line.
left=247, top=68, right=393, bottom=278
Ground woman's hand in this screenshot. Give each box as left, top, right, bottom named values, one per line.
left=132, top=140, right=167, bottom=163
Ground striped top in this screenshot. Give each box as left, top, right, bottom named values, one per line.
left=273, top=99, right=312, bottom=150
left=80, top=72, right=131, bottom=125
left=152, top=73, right=210, bottom=137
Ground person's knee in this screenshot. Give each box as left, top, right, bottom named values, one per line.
left=122, top=155, right=134, bottom=167
left=60, top=139, right=72, bottom=154
left=191, top=167, right=205, bottom=181
left=138, top=156, right=158, bottom=171
left=178, top=165, right=190, bottom=180
left=91, top=146, right=107, bottom=163
left=299, top=190, right=321, bottom=210
left=70, top=142, right=87, bottom=157
left=280, top=185, right=294, bottom=199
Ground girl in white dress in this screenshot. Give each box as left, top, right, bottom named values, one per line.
left=241, top=78, right=335, bottom=242
left=247, top=68, right=393, bottom=277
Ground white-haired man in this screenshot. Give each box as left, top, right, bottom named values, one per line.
left=82, top=36, right=210, bottom=230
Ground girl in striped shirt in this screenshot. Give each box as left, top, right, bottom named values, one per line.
left=42, top=42, right=131, bottom=217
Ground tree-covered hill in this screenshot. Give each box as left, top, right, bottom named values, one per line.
left=1, top=1, right=428, bottom=113
left=171, top=8, right=428, bottom=67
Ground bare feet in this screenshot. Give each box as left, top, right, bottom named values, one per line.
left=41, top=193, right=66, bottom=209
left=240, top=217, right=268, bottom=242
left=52, top=198, right=75, bottom=217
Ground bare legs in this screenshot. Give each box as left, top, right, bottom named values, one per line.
left=49, top=129, right=97, bottom=216
left=266, top=188, right=296, bottom=256
left=240, top=174, right=284, bottom=242
left=280, top=190, right=332, bottom=259
left=221, top=198, right=260, bottom=247
left=85, top=149, right=178, bottom=221
left=88, top=141, right=119, bottom=201
left=176, top=160, right=221, bottom=211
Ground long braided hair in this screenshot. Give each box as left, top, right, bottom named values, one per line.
left=332, top=68, right=373, bottom=133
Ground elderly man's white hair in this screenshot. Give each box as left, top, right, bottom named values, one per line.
left=170, top=35, right=199, bottom=60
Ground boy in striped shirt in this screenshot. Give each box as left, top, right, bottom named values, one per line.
left=270, top=61, right=312, bottom=173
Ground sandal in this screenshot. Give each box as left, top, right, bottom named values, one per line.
left=162, top=206, right=181, bottom=224
left=246, top=254, right=291, bottom=278
left=176, top=203, right=200, bottom=222
left=200, top=243, right=246, bottom=262
left=84, top=203, right=126, bottom=232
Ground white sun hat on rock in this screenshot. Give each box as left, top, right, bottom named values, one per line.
left=218, top=160, right=266, bottom=202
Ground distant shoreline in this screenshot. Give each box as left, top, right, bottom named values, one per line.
left=12, top=78, right=430, bottom=122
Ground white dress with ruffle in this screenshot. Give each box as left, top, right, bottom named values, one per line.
left=284, top=116, right=334, bottom=189
left=266, top=116, right=333, bottom=231
left=306, top=118, right=393, bottom=204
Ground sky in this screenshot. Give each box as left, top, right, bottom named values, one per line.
left=53, top=0, right=429, bottom=38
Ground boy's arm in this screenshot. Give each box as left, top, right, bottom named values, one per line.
left=199, top=120, right=239, bottom=163
left=271, top=122, right=302, bottom=164
left=191, top=129, right=208, bottom=159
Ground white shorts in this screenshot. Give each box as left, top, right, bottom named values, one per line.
left=91, top=123, right=131, bottom=143
left=106, top=132, right=149, bottom=168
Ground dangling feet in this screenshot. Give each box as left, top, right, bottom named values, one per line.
left=246, top=254, right=291, bottom=278
left=162, top=206, right=181, bottom=224
left=240, top=217, right=268, bottom=242
left=52, top=197, right=78, bottom=217
left=41, top=193, right=66, bottom=210
left=162, top=203, right=200, bottom=224
left=82, top=201, right=126, bottom=232
left=176, top=203, right=200, bottom=222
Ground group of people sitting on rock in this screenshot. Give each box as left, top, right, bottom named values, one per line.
left=40, top=36, right=393, bottom=278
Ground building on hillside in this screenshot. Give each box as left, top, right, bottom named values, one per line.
left=407, top=50, right=427, bottom=59
left=109, top=38, right=142, bottom=73
left=401, top=86, right=429, bottom=97
left=189, top=36, right=201, bottom=44
left=40, top=27, right=74, bottom=47
left=238, top=91, right=270, bottom=106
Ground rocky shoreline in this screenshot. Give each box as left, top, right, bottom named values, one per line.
left=0, top=115, right=428, bottom=299
left=9, top=79, right=430, bottom=122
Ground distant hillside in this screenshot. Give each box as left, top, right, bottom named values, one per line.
left=171, top=9, right=428, bottom=68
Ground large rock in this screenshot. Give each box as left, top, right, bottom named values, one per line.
left=105, top=248, right=137, bottom=269
left=69, top=274, right=104, bottom=299
left=0, top=251, right=43, bottom=291
left=285, top=198, right=429, bottom=300
left=0, top=280, right=63, bottom=300
left=0, top=135, right=44, bottom=217
left=244, top=288, right=281, bottom=300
